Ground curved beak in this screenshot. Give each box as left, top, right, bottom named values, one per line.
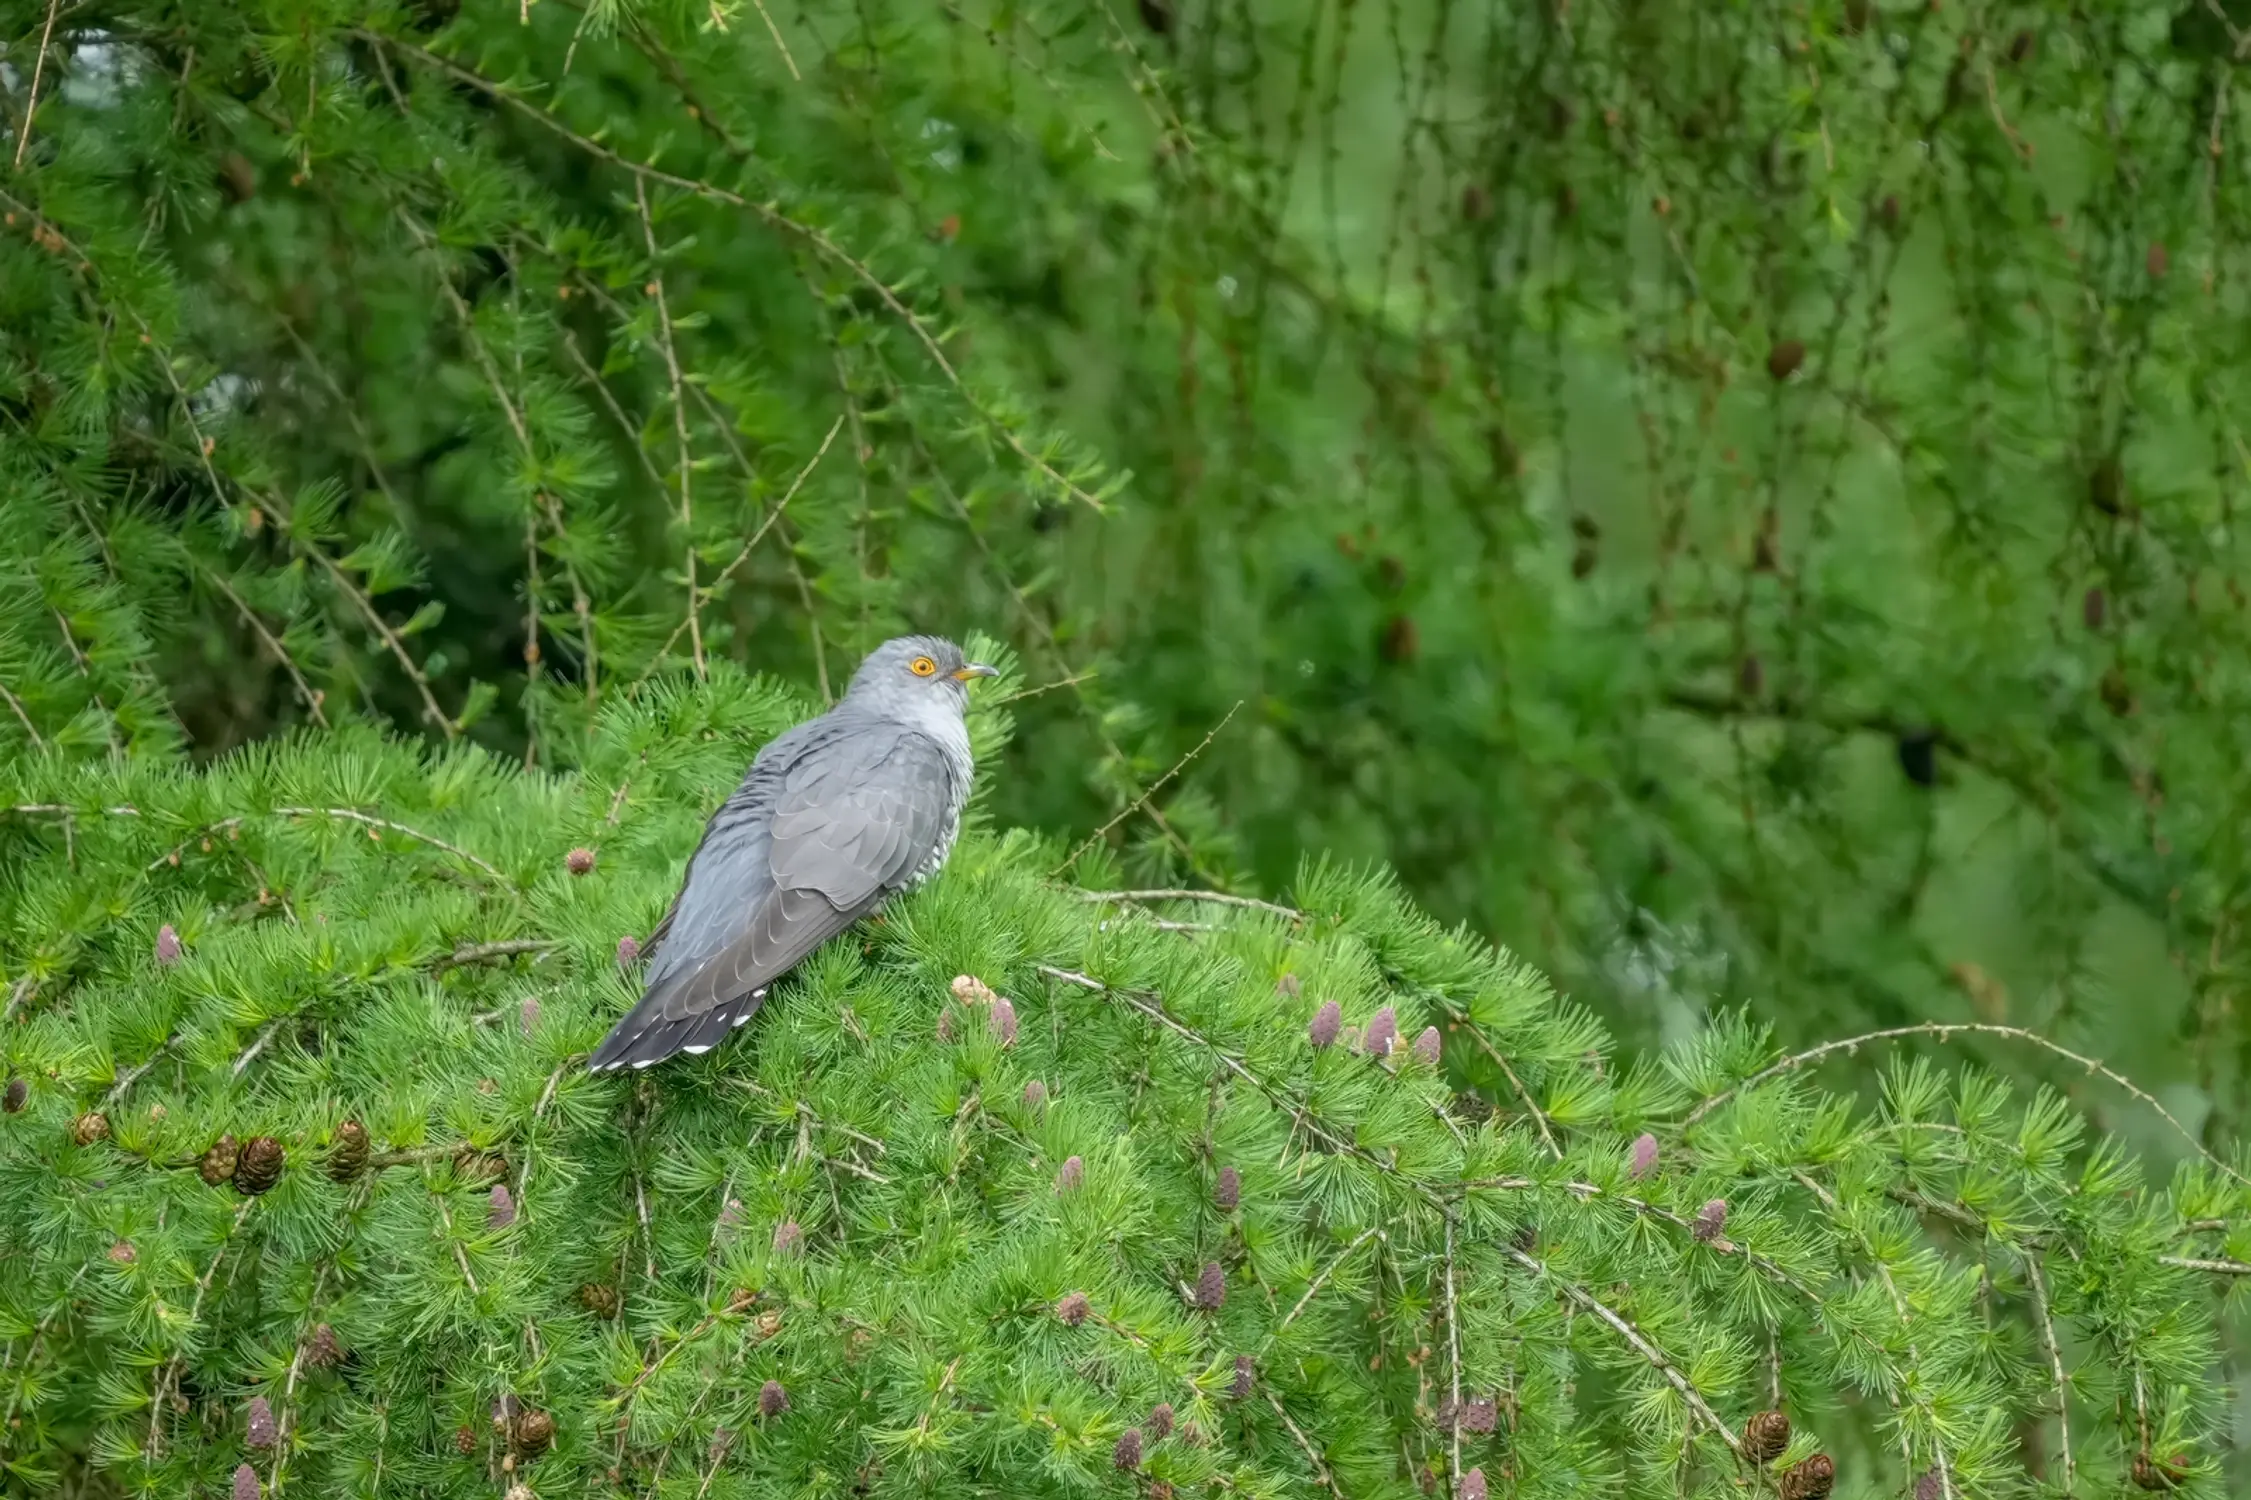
left=951, top=663, right=998, bottom=681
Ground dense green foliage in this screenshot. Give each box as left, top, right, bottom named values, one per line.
left=11, top=0, right=2251, bottom=1133
left=8, top=0, right=2251, bottom=1489
left=1, top=667, right=2245, bottom=1498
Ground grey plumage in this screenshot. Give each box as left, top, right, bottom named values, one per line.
left=589, top=635, right=995, bottom=1072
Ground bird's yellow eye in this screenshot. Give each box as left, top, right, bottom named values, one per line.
left=910, top=655, right=938, bottom=677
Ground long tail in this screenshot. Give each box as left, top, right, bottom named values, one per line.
left=586, top=985, right=768, bottom=1072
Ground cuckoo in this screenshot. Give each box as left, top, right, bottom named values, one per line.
left=589, top=636, right=995, bottom=1072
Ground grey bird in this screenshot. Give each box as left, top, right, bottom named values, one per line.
left=589, top=636, right=996, bottom=1072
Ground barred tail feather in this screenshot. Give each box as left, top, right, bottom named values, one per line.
left=587, top=986, right=768, bottom=1072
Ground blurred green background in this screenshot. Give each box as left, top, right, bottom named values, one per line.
left=6, top=0, right=2248, bottom=1171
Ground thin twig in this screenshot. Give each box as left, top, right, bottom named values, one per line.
left=636, top=412, right=845, bottom=684
left=2024, top=1252, right=2076, bottom=1496
left=0, top=675, right=45, bottom=748
left=1074, top=888, right=1305, bottom=922
left=432, top=939, right=564, bottom=971
left=1444, top=1217, right=1463, bottom=1494
left=360, top=31, right=1112, bottom=513
left=272, top=806, right=507, bottom=882
left=1263, top=1391, right=1345, bottom=1500
left=1265, top=1226, right=1383, bottom=1350
left=11, top=0, right=60, bottom=171
left=1506, top=1245, right=1744, bottom=1458
left=2158, top=1254, right=2251, bottom=1274
left=1052, top=701, right=1242, bottom=875
left=747, top=0, right=802, bottom=79
left=103, top=1035, right=180, bottom=1108
left=1443, top=1007, right=1562, bottom=1160
left=634, top=176, right=705, bottom=679
left=1682, top=1021, right=2246, bottom=1185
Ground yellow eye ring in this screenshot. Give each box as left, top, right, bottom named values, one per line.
left=910, top=655, right=938, bottom=677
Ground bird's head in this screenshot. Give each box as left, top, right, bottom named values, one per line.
left=843, top=635, right=996, bottom=719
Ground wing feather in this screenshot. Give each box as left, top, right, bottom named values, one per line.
left=588, top=725, right=957, bottom=1072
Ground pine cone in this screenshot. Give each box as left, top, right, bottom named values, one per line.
left=1146, top=1402, right=1174, bottom=1440
left=579, top=1283, right=620, bottom=1319
left=328, top=1120, right=369, bottom=1182
left=488, top=1184, right=516, bottom=1229
left=1055, top=1291, right=1091, bottom=1327
left=1459, top=1467, right=1488, bottom=1500
left=1780, top=1453, right=1835, bottom=1500
left=1913, top=1469, right=1946, bottom=1500
left=70, top=1111, right=109, bottom=1146
left=2, top=1077, right=24, bottom=1113
left=233, top=1463, right=261, bottom=1500
left=1054, top=1155, right=1084, bottom=1193
left=771, top=1220, right=804, bottom=1256
left=1691, top=1198, right=1728, bottom=1242
left=1743, top=1409, right=1790, bottom=1464
left=758, top=1380, right=789, bottom=1418
left=234, top=1136, right=285, bottom=1195
left=1113, top=1428, right=1143, bottom=1471
left=1213, top=1165, right=1240, bottom=1212
left=201, top=1134, right=240, bottom=1185
left=306, top=1323, right=341, bottom=1371
left=156, top=923, right=183, bottom=965
left=565, top=847, right=596, bottom=875
left=1308, top=1000, right=1342, bottom=1049
left=245, top=1396, right=278, bottom=1448
left=454, top=1423, right=476, bottom=1455
left=989, top=997, right=1018, bottom=1047
left=511, top=1408, right=554, bottom=1459
left=1363, top=1006, right=1398, bottom=1058
left=1628, top=1132, right=1659, bottom=1179
left=1229, top=1354, right=1254, bottom=1399
left=1411, top=1026, right=1442, bottom=1066
left=1195, top=1260, right=1225, bottom=1310
left=1460, top=1396, right=1497, bottom=1435
left=1022, top=1079, right=1048, bottom=1112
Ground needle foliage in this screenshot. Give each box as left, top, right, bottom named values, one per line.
left=2, top=659, right=2246, bottom=1498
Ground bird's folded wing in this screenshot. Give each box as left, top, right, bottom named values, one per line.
left=639, top=725, right=956, bottom=1025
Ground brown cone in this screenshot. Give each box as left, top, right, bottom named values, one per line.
left=70, top=1111, right=110, bottom=1146
left=201, top=1134, right=241, bottom=1186
left=328, top=1120, right=369, bottom=1182
left=579, top=1283, right=620, bottom=1319
left=1780, top=1453, right=1834, bottom=1500
left=234, top=1136, right=285, bottom=1195
left=511, top=1409, right=554, bottom=1459
left=1743, top=1409, right=1790, bottom=1464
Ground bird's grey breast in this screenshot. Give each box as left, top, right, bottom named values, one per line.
left=908, top=724, right=974, bottom=889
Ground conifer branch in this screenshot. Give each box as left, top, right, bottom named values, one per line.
left=634, top=176, right=706, bottom=681
left=271, top=806, right=508, bottom=883
left=149, top=1199, right=259, bottom=1461
left=2023, top=1251, right=2076, bottom=1494
left=433, top=939, right=565, bottom=971
left=10, top=0, right=60, bottom=172
left=1442, top=1006, right=1562, bottom=1161
left=1268, top=1226, right=1384, bottom=1347
left=1074, top=888, right=1305, bottom=922
left=1504, top=1245, right=1744, bottom=1459
left=0, top=674, right=45, bottom=749
left=1684, top=1021, right=2245, bottom=1185
left=359, top=30, right=1115, bottom=513
left=638, top=412, right=846, bottom=684
left=1051, top=701, right=1242, bottom=876
left=182, top=552, right=332, bottom=730
left=1262, top=1390, right=1345, bottom=1500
